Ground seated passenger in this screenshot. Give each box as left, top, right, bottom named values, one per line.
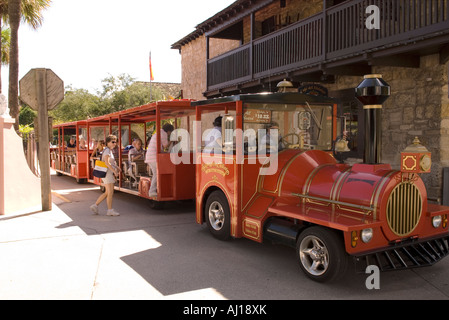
left=128, top=138, right=144, bottom=165
left=91, top=140, right=105, bottom=159
left=128, top=138, right=145, bottom=184
left=79, top=137, right=87, bottom=149
left=67, top=136, right=76, bottom=149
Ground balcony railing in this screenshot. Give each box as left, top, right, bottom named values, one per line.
left=207, top=0, right=449, bottom=91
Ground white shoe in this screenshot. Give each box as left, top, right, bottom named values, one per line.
left=107, top=209, right=120, bottom=216
left=90, top=204, right=99, bottom=215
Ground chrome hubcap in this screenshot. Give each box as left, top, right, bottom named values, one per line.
left=299, top=235, right=329, bottom=276
left=208, top=201, right=225, bottom=231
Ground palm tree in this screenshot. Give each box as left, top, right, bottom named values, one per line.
left=8, top=0, right=51, bottom=129
left=7, top=0, right=19, bottom=128
left=0, top=0, right=10, bottom=94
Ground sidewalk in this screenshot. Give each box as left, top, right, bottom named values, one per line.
left=2, top=173, right=449, bottom=300
left=0, top=172, right=222, bottom=300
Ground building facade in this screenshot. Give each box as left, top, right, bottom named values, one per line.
left=172, top=0, right=449, bottom=202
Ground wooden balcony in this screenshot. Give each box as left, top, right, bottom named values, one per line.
left=206, top=0, right=449, bottom=95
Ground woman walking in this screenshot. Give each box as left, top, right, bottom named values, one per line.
left=90, top=135, right=121, bottom=216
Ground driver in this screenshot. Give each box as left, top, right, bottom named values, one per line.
left=260, top=122, right=284, bottom=153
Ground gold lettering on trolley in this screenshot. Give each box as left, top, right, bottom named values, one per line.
left=201, top=163, right=230, bottom=176
left=243, top=219, right=260, bottom=240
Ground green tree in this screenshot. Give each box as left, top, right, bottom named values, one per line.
left=49, top=74, right=166, bottom=124
left=50, top=86, right=102, bottom=123
left=18, top=104, right=35, bottom=126
left=99, top=74, right=163, bottom=113
left=98, top=73, right=135, bottom=99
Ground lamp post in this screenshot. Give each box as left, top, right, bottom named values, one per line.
left=355, top=74, right=391, bottom=164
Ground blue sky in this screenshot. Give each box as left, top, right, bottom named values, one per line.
left=2, top=0, right=236, bottom=96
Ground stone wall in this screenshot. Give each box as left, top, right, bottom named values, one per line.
left=180, top=36, right=207, bottom=101
left=327, top=54, right=449, bottom=200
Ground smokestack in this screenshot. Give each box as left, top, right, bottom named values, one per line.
left=355, top=74, right=391, bottom=164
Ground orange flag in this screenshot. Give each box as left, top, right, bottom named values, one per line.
left=149, top=52, right=154, bottom=81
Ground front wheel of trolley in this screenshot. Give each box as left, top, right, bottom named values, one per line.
left=296, top=226, right=348, bottom=282
left=205, top=190, right=231, bottom=241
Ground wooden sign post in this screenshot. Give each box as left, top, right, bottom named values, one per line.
left=19, top=69, right=64, bottom=211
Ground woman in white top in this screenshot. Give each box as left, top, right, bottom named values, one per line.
left=90, top=135, right=121, bottom=216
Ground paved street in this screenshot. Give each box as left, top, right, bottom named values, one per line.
left=0, top=171, right=449, bottom=301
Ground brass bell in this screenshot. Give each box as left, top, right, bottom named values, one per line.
left=277, top=79, right=294, bottom=92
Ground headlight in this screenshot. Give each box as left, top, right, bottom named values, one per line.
left=361, top=228, right=373, bottom=243
left=432, top=216, right=442, bottom=228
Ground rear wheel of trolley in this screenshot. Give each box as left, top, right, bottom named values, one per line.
left=296, top=226, right=348, bottom=282
left=205, top=190, right=231, bottom=241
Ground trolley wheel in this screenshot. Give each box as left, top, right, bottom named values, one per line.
left=205, top=190, right=231, bottom=241
left=296, top=226, right=348, bottom=282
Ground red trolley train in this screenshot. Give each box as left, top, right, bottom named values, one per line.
left=52, top=77, right=449, bottom=282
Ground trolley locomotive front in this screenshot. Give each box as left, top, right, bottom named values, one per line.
left=196, top=75, right=449, bottom=283
left=268, top=150, right=449, bottom=282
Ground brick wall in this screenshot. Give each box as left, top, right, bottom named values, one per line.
left=180, top=36, right=240, bottom=100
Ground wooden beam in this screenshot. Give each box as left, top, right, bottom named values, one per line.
left=369, top=54, right=420, bottom=68
left=321, top=64, right=372, bottom=76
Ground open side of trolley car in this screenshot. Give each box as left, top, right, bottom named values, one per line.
left=52, top=100, right=196, bottom=207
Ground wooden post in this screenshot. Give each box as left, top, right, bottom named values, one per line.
left=35, top=69, right=52, bottom=211
left=19, top=68, right=64, bottom=212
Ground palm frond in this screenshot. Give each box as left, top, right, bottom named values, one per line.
left=20, top=0, right=52, bottom=29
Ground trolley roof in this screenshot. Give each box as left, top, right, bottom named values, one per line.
left=191, top=92, right=337, bottom=107
left=54, top=99, right=195, bottom=128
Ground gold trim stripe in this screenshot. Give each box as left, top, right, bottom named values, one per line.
left=292, top=193, right=374, bottom=214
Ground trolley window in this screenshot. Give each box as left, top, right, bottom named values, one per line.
left=243, top=103, right=334, bottom=151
